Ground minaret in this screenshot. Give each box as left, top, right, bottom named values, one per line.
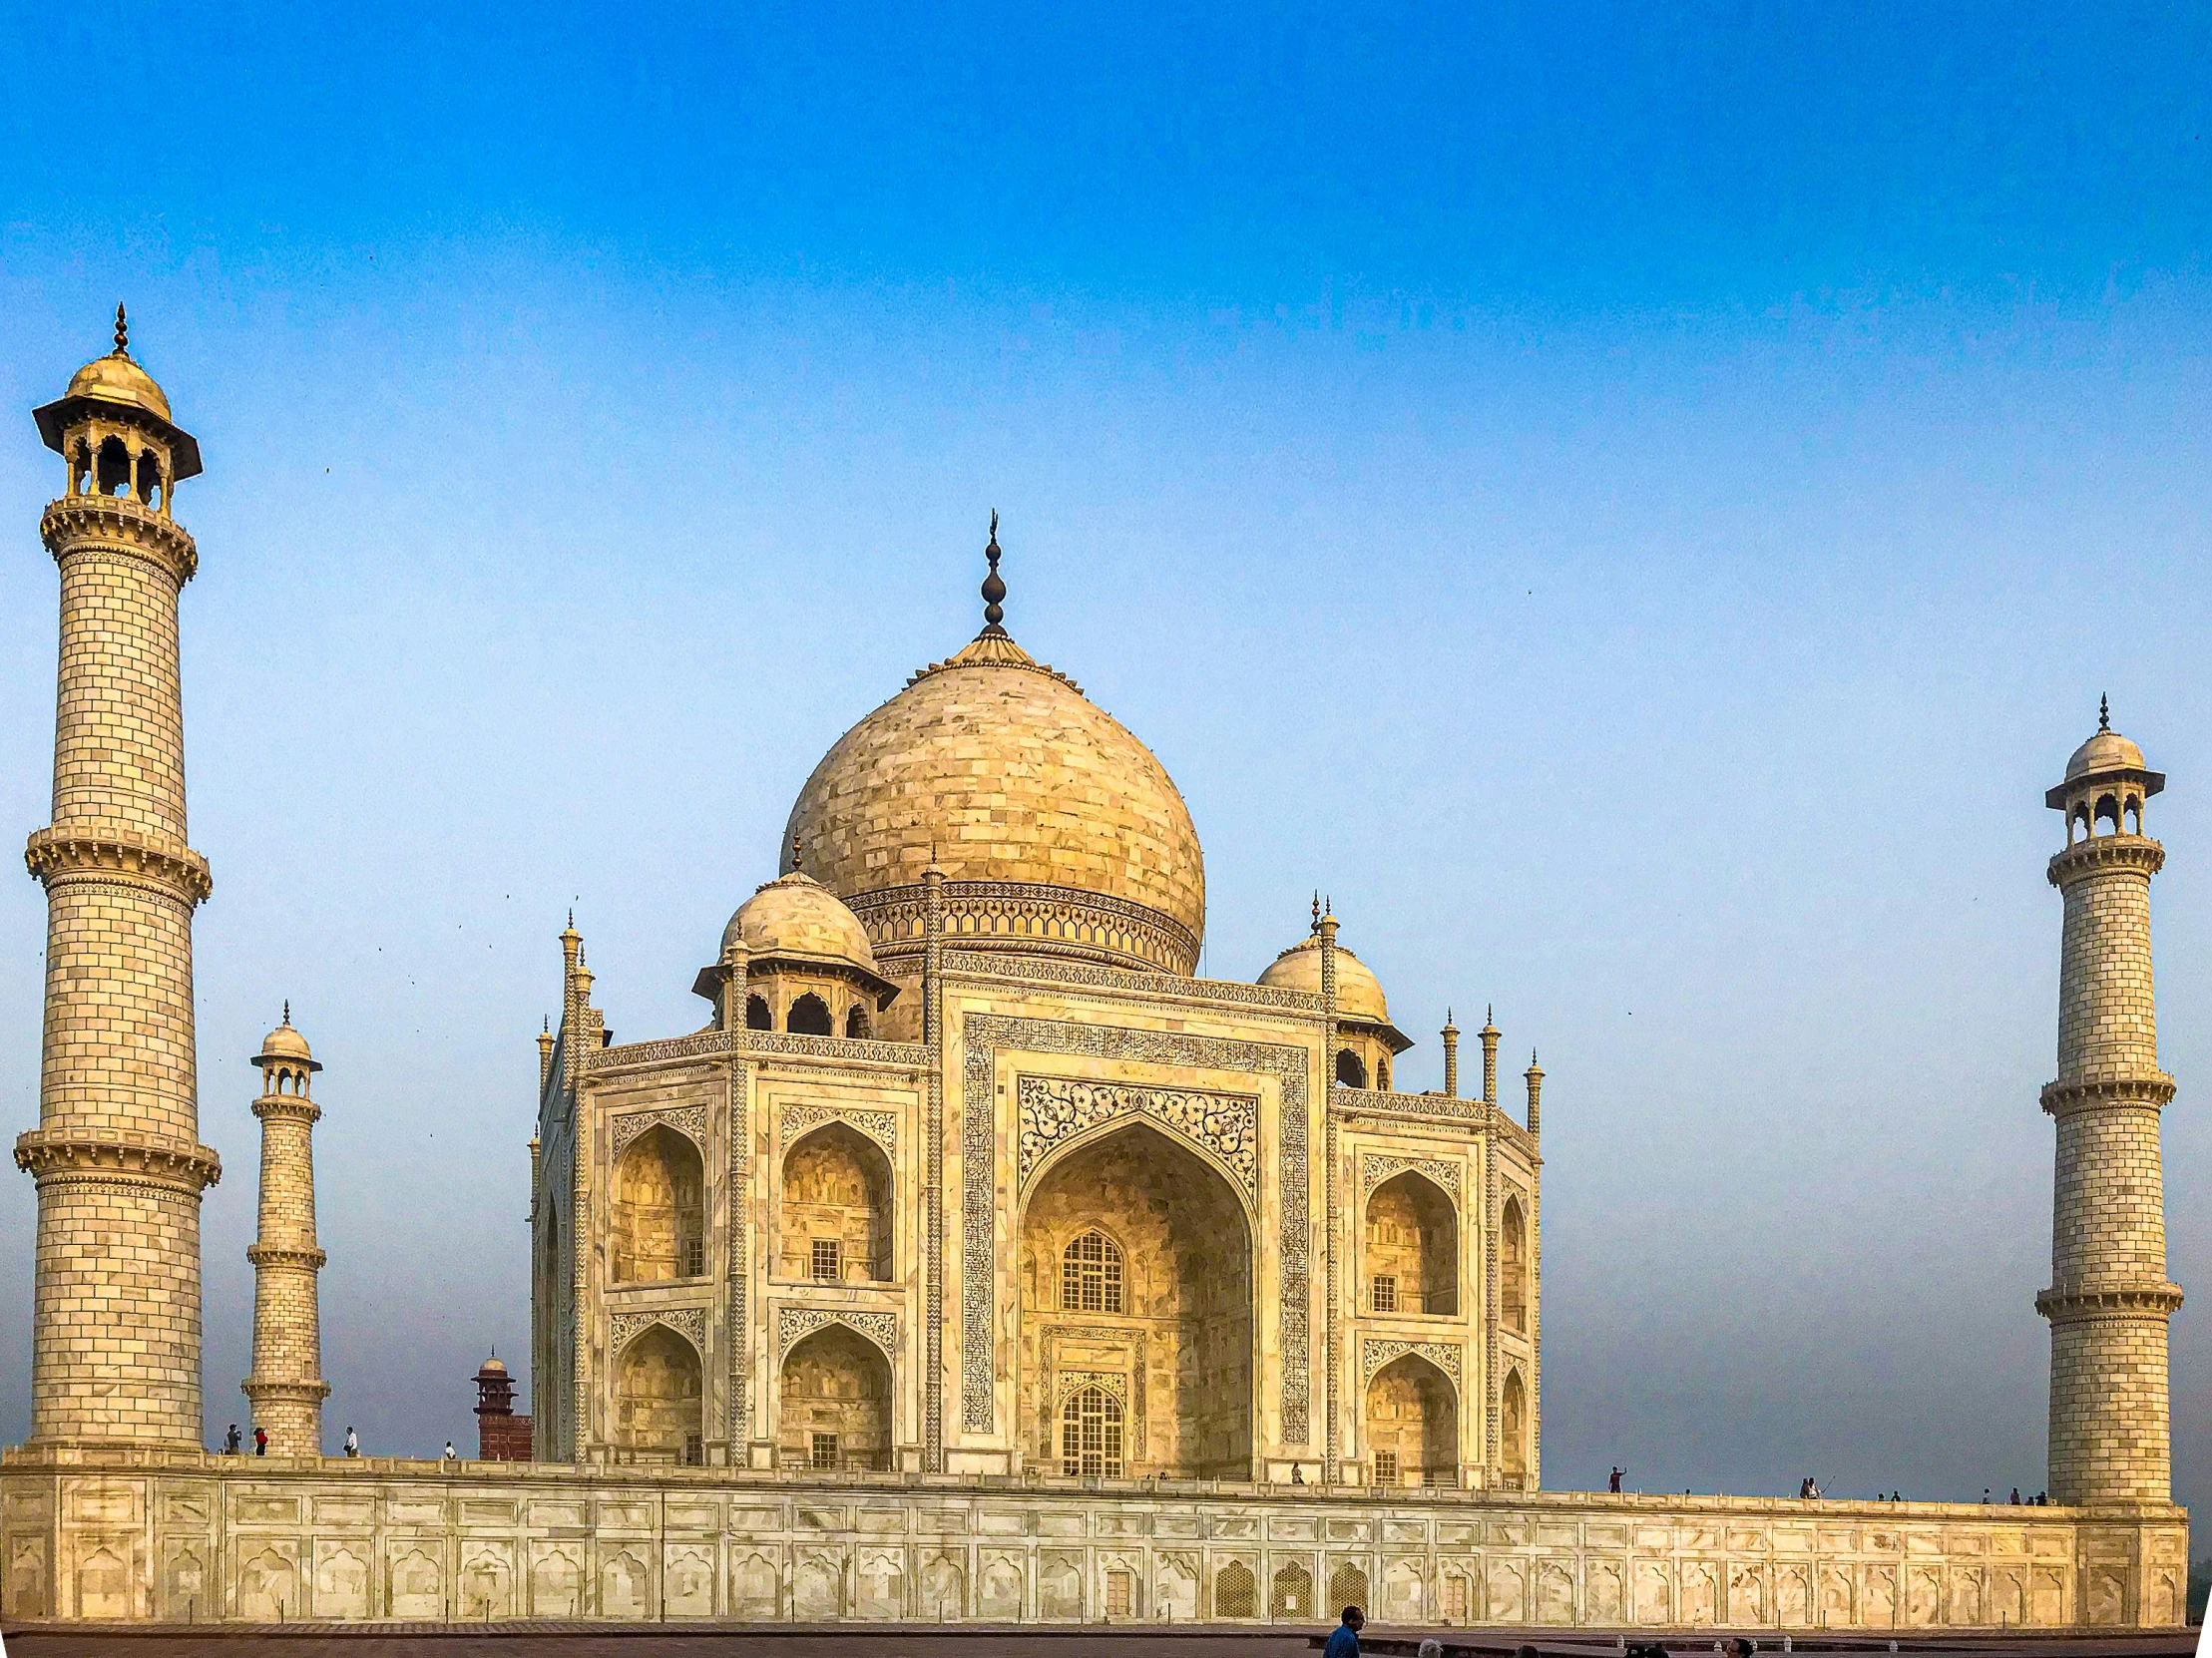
left=1524, top=1049, right=1544, bottom=1142
left=242, top=1009, right=330, bottom=1455
left=1441, top=1011, right=1460, bottom=1098
left=1479, top=1007, right=1501, bottom=1106
left=2037, top=703, right=2183, bottom=1505
left=14, top=311, right=221, bottom=1447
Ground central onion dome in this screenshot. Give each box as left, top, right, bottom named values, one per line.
left=781, top=518, right=1204, bottom=978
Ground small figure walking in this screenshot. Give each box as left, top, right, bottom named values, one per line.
left=1325, top=1604, right=1365, bottom=1658
left=2008, top=1486, right=2020, bottom=1504
left=344, top=1426, right=359, bottom=1458
left=443, top=1440, right=457, bottom=1461
left=1609, top=1465, right=1625, bottom=1493
left=224, top=1424, right=241, bottom=1455
left=253, top=1427, right=267, bottom=1456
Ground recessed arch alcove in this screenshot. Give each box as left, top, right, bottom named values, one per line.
left=615, top=1324, right=702, bottom=1463
left=778, top=1121, right=891, bottom=1282
left=779, top=1324, right=892, bottom=1470
left=612, top=1125, right=704, bottom=1283
left=1364, top=1170, right=1457, bottom=1316
left=1365, top=1352, right=1457, bottom=1486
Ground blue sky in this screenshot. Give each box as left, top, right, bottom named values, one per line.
left=0, top=3, right=2205, bottom=1511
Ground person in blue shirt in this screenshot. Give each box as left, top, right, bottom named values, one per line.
left=1324, top=1604, right=1364, bottom=1658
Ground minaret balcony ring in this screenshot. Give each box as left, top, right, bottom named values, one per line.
left=245, top=1243, right=329, bottom=1271
left=13, top=1127, right=221, bottom=1194
left=25, top=828, right=213, bottom=904
left=2047, top=836, right=2164, bottom=885
left=2035, top=1284, right=2185, bottom=1321
left=40, top=494, right=199, bottom=583
left=2038, top=1074, right=2176, bottom=1116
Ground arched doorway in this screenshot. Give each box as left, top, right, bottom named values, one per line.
left=616, top=1325, right=702, bottom=1464
left=779, top=1324, right=893, bottom=1470
left=613, top=1126, right=705, bottom=1282
left=1365, top=1352, right=1457, bottom=1486
left=779, top=1122, right=892, bottom=1283
left=1018, top=1120, right=1253, bottom=1477
left=1364, top=1170, right=1458, bottom=1316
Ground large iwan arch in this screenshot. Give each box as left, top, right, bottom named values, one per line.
left=1017, top=1120, right=1253, bottom=1477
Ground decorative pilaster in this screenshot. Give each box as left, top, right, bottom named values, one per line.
left=241, top=1009, right=330, bottom=1455
left=923, top=861, right=947, bottom=1469
left=2037, top=707, right=2183, bottom=1507
left=17, top=315, right=221, bottom=1449
left=1317, top=898, right=1340, bottom=1480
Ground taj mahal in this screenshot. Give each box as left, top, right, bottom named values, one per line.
left=0, top=315, right=2189, bottom=1630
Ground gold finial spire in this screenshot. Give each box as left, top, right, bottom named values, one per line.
left=281, top=1000, right=291, bottom=1027
left=113, top=302, right=129, bottom=357
left=980, top=510, right=1007, bottom=636
left=2099, top=693, right=2110, bottom=733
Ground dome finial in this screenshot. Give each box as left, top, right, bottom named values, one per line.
left=113, top=302, right=129, bottom=357
left=980, top=510, right=1008, bottom=636
left=2099, top=693, right=2110, bottom=732
left=281, top=1000, right=290, bottom=1027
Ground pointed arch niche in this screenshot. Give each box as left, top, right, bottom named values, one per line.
left=779, top=1323, right=892, bottom=1470
left=616, top=1324, right=702, bottom=1464
left=778, top=1121, right=891, bottom=1283
left=613, top=1125, right=704, bottom=1283
left=1365, top=1351, right=1457, bottom=1486
left=1364, top=1169, right=1458, bottom=1316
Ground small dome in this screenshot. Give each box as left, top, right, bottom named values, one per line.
left=2064, top=727, right=2148, bottom=783
left=253, top=1011, right=319, bottom=1070
left=67, top=349, right=173, bottom=424
left=724, top=871, right=880, bottom=975
left=477, top=1354, right=508, bottom=1376
left=1258, top=933, right=1392, bottom=1027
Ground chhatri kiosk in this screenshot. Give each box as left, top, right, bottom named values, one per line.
left=0, top=320, right=2188, bottom=1629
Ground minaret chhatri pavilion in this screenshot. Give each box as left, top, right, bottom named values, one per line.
left=15, top=308, right=221, bottom=1448
left=241, top=1007, right=330, bottom=1455
left=2037, top=700, right=2184, bottom=1505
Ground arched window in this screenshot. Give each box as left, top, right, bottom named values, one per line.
left=1377, top=1055, right=1392, bottom=1092
left=96, top=436, right=131, bottom=497
left=1501, top=1195, right=1529, bottom=1335
left=745, top=995, right=772, bottom=1031
left=613, top=1126, right=706, bottom=1283
left=1501, top=1368, right=1529, bottom=1479
left=1061, top=1385, right=1123, bottom=1476
left=788, top=993, right=832, bottom=1036
left=2095, top=793, right=2121, bottom=835
left=845, top=1004, right=871, bottom=1038
left=1272, top=1561, right=1313, bottom=1617
left=1062, top=1230, right=1123, bottom=1313
left=1336, top=1049, right=1367, bottom=1088
left=779, top=1324, right=892, bottom=1471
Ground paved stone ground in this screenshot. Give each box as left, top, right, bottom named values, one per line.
left=0, top=1627, right=2198, bottom=1658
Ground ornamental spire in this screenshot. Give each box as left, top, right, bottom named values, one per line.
left=980, top=510, right=1007, bottom=637
left=2099, top=693, right=2110, bottom=732
left=114, top=302, right=129, bottom=357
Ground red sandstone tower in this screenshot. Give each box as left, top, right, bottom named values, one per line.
left=474, top=1354, right=533, bottom=1461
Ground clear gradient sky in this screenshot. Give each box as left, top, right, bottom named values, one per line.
left=0, top=4, right=2204, bottom=1513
